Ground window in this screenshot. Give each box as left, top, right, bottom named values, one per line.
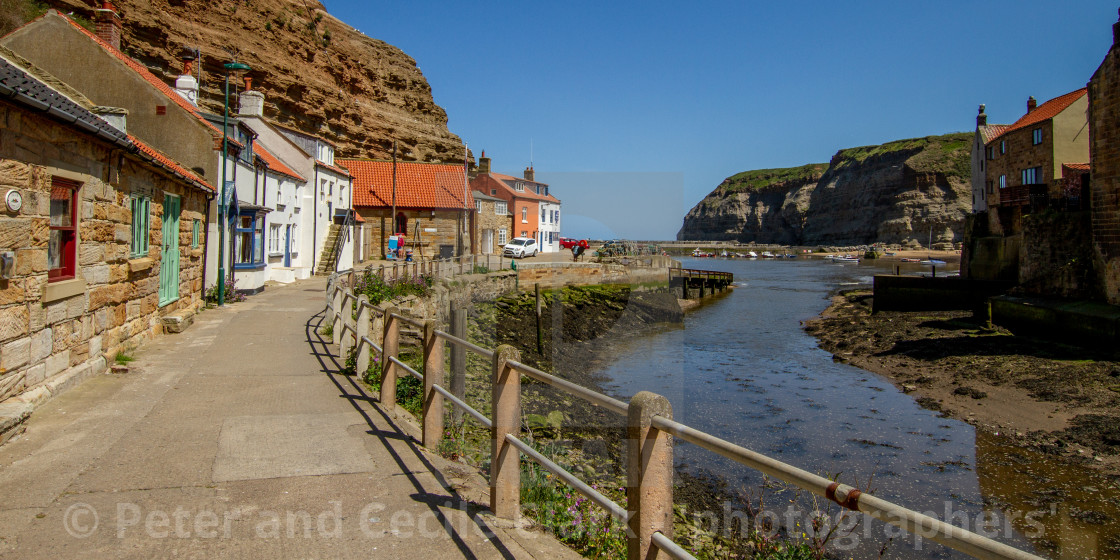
left=475, top=200, right=482, bottom=213
left=535, top=185, right=540, bottom=195
left=192, top=219, right=200, bottom=249
left=269, top=224, right=281, bottom=255
left=522, top=207, right=528, bottom=223
left=541, top=207, right=546, bottom=222
left=498, top=229, right=507, bottom=245
left=999, top=175, right=1006, bottom=189
left=987, top=146, right=995, bottom=160
left=495, top=201, right=507, bottom=215
left=49, top=178, right=80, bottom=281
left=1032, top=128, right=1042, bottom=145
left=1022, top=166, right=1042, bottom=185
left=491, top=189, right=497, bottom=195
left=522, top=231, right=528, bottom=237
left=130, top=195, right=150, bottom=257
left=514, top=182, right=524, bottom=192
left=1000, top=140, right=1007, bottom=155
left=987, top=181, right=993, bottom=195
left=234, top=212, right=265, bottom=268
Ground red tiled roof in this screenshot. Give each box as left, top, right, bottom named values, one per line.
left=128, top=134, right=214, bottom=192
left=979, top=124, right=1010, bottom=144
left=60, top=14, right=224, bottom=138
left=341, top=159, right=470, bottom=210
left=1000, top=89, right=1087, bottom=137
left=1063, top=163, right=1090, bottom=176
left=485, top=172, right=560, bottom=203
left=255, top=145, right=304, bottom=181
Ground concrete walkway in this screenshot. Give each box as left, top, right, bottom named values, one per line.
left=0, top=277, right=580, bottom=559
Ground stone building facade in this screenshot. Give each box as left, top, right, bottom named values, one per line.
left=471, top=190, right=510, bottom=255
left=1089, top=12, right=1120, bottom=304
left=0, top=56, right=209, bottom=418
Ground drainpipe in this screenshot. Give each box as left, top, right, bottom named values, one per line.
left=202, top=190, right=213, bottom=296
left=312, top=165, right=320, bottom=272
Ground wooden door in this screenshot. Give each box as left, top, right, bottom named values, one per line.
left=158, top=194, right=181, bottom=306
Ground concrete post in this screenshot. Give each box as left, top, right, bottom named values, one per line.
left=380, top=306, right=400, bottom=412
left=340, top=293, right=355, bottom=359
left=332, top=288, right=343, bottom=346
left=450, top=304, right=467, bottom=425
left=356, top=295, right=371, bottom=375
left=491, top=344, right=521, bottom=520
left=422, top=320, right=445, bottom=449
left=627, top=391, right=674, bottom=560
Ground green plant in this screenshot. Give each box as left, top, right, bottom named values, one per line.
left=351, top=347, right=424, bottom=416
left=114, top=352, right=134, bottom=365
left=319, top=322, right=334, bottom=338
left=352, top=269, right=434, bottom=306
left=472, top=265, right=490, bottom=274
left=264, top=21, right=272, bottom=31
left=204, top=276, right=246, bottom=304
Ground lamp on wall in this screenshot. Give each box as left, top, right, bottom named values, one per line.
left=217, top=60, right=251, bottom=306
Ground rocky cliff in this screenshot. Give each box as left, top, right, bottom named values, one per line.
left=678, top=133, right=972, bottom=247
left=12, top=0, right=464, bottom=162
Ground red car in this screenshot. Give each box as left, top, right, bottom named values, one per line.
left=559, top=237, right=588, bottom=249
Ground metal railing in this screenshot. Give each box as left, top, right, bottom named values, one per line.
left=324, top=271, right=1044, bottom=560
left=352, top=253, right=513, bottom=284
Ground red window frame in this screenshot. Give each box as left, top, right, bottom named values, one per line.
left=48, top=178, right=80, bottom=282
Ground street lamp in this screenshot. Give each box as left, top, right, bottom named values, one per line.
left=217, top=60, right=251, bottom=306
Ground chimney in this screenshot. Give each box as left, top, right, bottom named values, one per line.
left=1027, top=96, right=1037, bottom=112
left=95, top=1, right=122, bottom=51
left=173, top=48, right=199, bottom=106
left=523, top=165, right=534, bottom=182
left=92, top=106, right=127, bottom=134
left=1114, top=7, right=1120, bottom=44
left=478, top=150, right=491, bottom=174
left=977, top=104, right=987, bottom=127
left=238, top=76, right=265, bottom=117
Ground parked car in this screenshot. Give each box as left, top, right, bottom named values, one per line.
left=559, top=237, right=589, bottom=250
left=502, top=237, right=539, bottom=258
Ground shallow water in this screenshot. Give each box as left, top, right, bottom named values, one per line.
left=593, top=257, right=1118, bottom=559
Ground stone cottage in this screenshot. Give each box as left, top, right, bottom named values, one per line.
left=471, top=190, right=509, bottom=255
left=1090, top=10, right=1120, bottom=304
left=0, top=52, right=210, bottom=438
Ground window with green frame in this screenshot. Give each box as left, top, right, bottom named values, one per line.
left=192, top=219, right=200, bottom=248
left=130, top=195, right=150, bottom=257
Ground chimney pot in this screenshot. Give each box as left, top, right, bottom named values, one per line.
left=244, top=76, right=252, bottom=91
left=95, top=1, right=122, bottom=50
left=524, top=166, right=534, bottom=181
left=1027, top=96, right=1037, bottom=112
left=977, top=104, right=987, bottom=127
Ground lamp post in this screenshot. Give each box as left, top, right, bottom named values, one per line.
left=217, top=61, right=251, bottom=306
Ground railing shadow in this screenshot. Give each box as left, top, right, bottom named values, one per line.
left=304, top=308, right=516, bottom=560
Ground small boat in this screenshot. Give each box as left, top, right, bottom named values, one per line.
left=884, top=251, right=896, bottom=256
left=761, top=251, right=775, bottom=258
left=829, top=255, right=861, bottom=263
left=783, top=254, right=797, bottom=258
left=919, top=259, right=947, bottom=266
left=900, top=258, right=920, bottom=263
left=747, top=251, right=758, bottom=258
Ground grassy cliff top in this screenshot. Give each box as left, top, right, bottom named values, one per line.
left=717, top=163, right=828, bottom=194
left=836, top=132, right=971, bottom=178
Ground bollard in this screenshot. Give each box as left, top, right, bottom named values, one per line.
left=332, top=288, right=343, bottom=346
left=422, top=320, right=445, bottom=449
left=627, top=391, right=674, bottom=560
left=356, top=295, right=371, bottom=375
left=491, top=344, right=521, bottom=520
left=380, top=306, right=400, bottom=412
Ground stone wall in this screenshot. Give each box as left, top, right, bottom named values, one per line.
left=0, top=102, right=207, bottom=409
left=356, top=207, right=469, bottom=260
left=473, top=199, right=511, bottom=254
left=515, top=263, right=670, bottom=291
left=1017, top=211, right=1098, bottom=299
left=1090, top=21, right=1120, bottom=304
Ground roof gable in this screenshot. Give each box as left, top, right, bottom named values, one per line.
left=1000, top=88, right=1087, bottom=137
left=477, top=172, right=560, bottom=203
left=341, top=160, right=469, bottom=209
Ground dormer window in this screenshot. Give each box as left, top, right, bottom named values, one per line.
left=514, top=182, right=524, bottom=192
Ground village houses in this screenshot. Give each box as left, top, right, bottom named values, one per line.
left=0, top=48, right=211, bottom=413
left=471, top=189, right=509, bottom=255
left=340, top=159, right=470, bottom=260
left=469, top=153, right=562, bottom=253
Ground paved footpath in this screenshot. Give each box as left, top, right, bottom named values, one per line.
left=0, top=277, right=581, bottom=559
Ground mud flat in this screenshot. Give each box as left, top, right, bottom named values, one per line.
left=804, top=289, right=1120, bottom=479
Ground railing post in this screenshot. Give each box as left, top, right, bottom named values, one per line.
left=627, top=391, right=674, bottom=560
left=422, top=320, right=444, bottom=449
left=491, top=344, right=521, bottom=520
left=380, top=306, right=400, bottom=412
left=340, top=293, right=354, bottom=358
left=332, top=288, right=343, bottom=346
left=356, top=295, right=371, bottom=375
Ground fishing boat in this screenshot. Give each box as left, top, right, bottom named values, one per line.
left=900, top=258, right=921, bottom=263
left=761, top=251, right=775, bottom=258
left=919, top=259, right=947, bottom=266
left=747, top=251, right=758, bottom=258
left=828, top=255, right=861, bottom=263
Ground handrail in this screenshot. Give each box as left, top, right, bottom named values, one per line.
left=434, top=329, right=496, bottom=359
left=359, top=335, right=381, bottom=355
left=388, top=355, right=423, bottom=381
left=389, top=312, right=424, bottom=329
left=505, top=434, right=628, bottom=523
left=432, top=383, right=492, bottom=428
left=651, top=532, right=697, bottom=560
left=508, top=360, right=628, bottom=415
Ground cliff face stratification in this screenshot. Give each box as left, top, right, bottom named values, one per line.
left=34, top=0, right=464, bottom=162
left=678, top=133, right=973, bottom=246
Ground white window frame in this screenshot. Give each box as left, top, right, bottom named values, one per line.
left=522, top=207, right=528, bottom=223
left=476, top=200, right=482, bottom=213
left=269, top=223, right=282, bottom=255
left=495, top=201, right=507, bottom=215
left=498, top=228, right=507, bottom=245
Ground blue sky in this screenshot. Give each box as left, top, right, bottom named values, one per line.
left=330, top=1, right=1118, bottom=240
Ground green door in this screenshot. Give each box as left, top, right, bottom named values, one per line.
left=158, top=194, right=181, bottom=306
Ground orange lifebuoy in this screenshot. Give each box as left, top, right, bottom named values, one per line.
left=578, top=239, right=589, bottom=248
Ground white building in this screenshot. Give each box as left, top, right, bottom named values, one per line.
left=539, top=199, right=561, bottom=253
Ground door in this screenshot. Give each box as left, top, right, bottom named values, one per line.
left=158, top=194, right=181, bottom=306
left=482, top=229, right=493, bottom=254
left=284, top=224, right=291, bottom=267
